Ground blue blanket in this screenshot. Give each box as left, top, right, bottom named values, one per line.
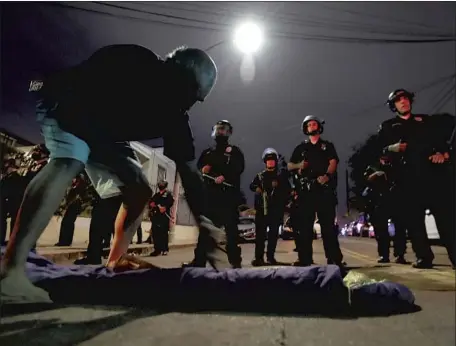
left=7, top=250, right=417, bottom=315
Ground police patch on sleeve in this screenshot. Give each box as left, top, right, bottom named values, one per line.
left=29, top=80, right=44, bottom=92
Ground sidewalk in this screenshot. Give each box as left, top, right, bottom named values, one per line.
left=4, top=216, right=199, bottom=263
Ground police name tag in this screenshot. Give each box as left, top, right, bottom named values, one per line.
left=29, top=80, right=44, bottom=92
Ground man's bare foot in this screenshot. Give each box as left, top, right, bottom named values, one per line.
left=1, top=271, right=53, bottom=304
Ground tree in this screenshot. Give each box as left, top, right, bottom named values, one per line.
left=347, top=133, right=379, bottom=212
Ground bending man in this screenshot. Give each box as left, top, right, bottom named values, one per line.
left=0, top=44, right=222, bottom=303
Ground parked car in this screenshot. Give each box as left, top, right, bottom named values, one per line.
left=238, top=215, right=256, bottom=242
left=425, top=209, right=441, bottom=244
left=281, top=216, right=294, bottom=240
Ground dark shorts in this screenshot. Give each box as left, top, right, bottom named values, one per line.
left=37, top=100, right=148, bottom=198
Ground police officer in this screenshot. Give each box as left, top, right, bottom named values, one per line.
left=378, top=89, right=452, bottom=268
left=184, top=120, right=245, bottom=268
left=149, top=180, right=174, bottom=256
left=288, top=116, right=344, bottom=266
left=425, top=113, right=455, bottom=270
left=250, top=148, right=291, bottom=266
left=363, top=164, right=407, bottom=264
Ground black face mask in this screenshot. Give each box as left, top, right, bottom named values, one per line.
left=215, top=136, right=228, bottom=145
left=158, top=185, right=166, bottom=191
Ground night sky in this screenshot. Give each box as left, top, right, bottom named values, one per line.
left=1, top=2, right=455, bottom=212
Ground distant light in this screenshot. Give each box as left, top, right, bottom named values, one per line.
left=233, top=22, right=263, bottom=54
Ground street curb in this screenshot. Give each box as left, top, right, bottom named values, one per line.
left=38, top=243, right=197, bottom=264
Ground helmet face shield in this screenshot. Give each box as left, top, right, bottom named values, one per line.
left=211, top=123, right=232, bottom=139
left=262, top=147, right=279, bottom=168
left=158, top=180, right=168, bottom=190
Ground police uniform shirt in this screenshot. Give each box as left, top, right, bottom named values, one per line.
left=150, top=190, right=174, bottom=218
left=290, top=139, right=339, bottom=180
left=377, top=114, right=448, bottom=176
left=197, top=144, right=245, bottom=189
left=250, top=169, right=291, bottom=211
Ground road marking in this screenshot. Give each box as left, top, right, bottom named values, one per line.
left=341, top=238, right=377, bottom=246
left=341, top=246, right=454, bottom=276
left=340, top=247, right=378, bottom=265
left=341, top=247, right=377, bottom=261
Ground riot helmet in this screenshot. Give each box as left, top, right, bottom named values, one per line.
left=386, top=89, right=414, bottom=113
left=302, top=115, right=325, bottom=136
left=262, top=147, right=279, bottom=170
left=211, top=120, right=233, bottom=144
left=157, top=180, right=168, bottom=191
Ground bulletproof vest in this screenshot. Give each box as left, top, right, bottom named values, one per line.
left=385, top=115, right=436, bottom=181
left=205, top=144, right=241, bottom=188
left=151, top=191, right=171, bottom=217
left=255, top=169, right=288, bottom=212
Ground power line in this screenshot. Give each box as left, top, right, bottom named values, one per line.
left=429, top=81, right=455, bottom=114
left=426, top=77, right=455, bottom=113
left=350, top=73, right=456, bottom=117
left=312, top=2, right=448, bottom=32
left=47, top=2, right=456, bottom=45
left=136, top=1, right=453, bottom=39
left=48, top=2, right=226, bottom=33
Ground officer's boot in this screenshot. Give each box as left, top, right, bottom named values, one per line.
left=267, top=257, right=278, bottom=265
left=251, top=258, right=265, bottom=266
left=394, top=255, right=407, bottom=264
left=377, top=256, right=390, bottom=263
left=412, top=258, right=433, bottom=269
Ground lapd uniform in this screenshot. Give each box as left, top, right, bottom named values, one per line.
left=149, top=189, right=174, bottom=253
left=250, top=168, right=291, bottom=263
left=362, top=164, right=407, bottom=262
left=377, top=114, right=448, bottom=265
left=286, top=190, right=301, bottom=251
left=290, top=139, right=344, bottom=265
left=192, top=143, right=245, bottom=267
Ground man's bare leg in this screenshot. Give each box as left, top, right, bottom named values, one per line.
left=1, top=158, right=84, bottom=303
left=105, top=187, right=150, bottom=267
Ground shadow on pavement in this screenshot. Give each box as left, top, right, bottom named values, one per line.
left=1, top=302, right=59, bottom=318
left=197, top=302, right=422, bottom=320
left=0, top=306, right=164, bottom=346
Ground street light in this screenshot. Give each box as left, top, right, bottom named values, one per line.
left=233, top=22, right=264, bottom=54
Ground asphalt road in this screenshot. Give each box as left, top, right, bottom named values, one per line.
left=1, top=237, right=455, bottom=346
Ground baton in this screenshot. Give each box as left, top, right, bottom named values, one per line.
left=202, top=173, right=234, bottom=187
left=158, top=205, right=175, bottom=221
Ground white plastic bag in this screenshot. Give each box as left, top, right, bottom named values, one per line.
left=85, top=162, right=124, bottom=199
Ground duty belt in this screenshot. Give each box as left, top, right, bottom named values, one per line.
left=296, top=176, right=330, bottom=193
